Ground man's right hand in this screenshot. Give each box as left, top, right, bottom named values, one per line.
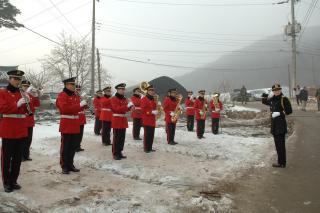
left=17, top=98, right=26, bottom=108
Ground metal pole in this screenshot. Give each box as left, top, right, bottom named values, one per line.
left=312, top=56, right=316, bottom=86
left=288, top=64, right=292, bottom=98
left=97, top=48, right=101, bottom=90
left=291, top=0, right=297, bottom=92
left=90, top=0, right=96, bottom=96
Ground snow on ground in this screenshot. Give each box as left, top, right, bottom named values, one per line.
left=0, top=114, right=274, bottom=212
left=226, top=105, right=261, bottom=113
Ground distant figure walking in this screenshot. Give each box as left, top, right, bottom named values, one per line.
left=299, top=86, right=308, bottom=111
left=240, top=85, right=247, bottom=105
left=316, top=87, right=320, bottom=111
left=293, top=85, right=301, bottom=106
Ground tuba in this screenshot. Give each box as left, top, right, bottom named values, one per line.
left=212, top=93, right=220, bottom=112
left=139, top=81, right=150, bottom=96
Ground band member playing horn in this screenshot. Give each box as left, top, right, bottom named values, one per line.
left=185, top=90, right=195, bottom=132
left=210, top=92, right=223, bottom=135
left=93, top=90, right=103, bottom=135
left=111, top=83, right=134, bottom=160
left=141, top=85, right=157, bottom=152
left=131, top=87, right=142, bottom=140
left=75, top=85, right=87, bottom=152
left=0, top=70, right=29, bottom=193
left=100, top=86, right=113, bottom=146
left=56, top=77, right=84, bottom=174
left=194, top=90, right=207, bottom=139
left=20, top=80, right=40, bottom=161
left=163, top=88, right=181, bottom=145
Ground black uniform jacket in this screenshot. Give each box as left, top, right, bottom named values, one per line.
left=262, top=94, right=292, bottom=135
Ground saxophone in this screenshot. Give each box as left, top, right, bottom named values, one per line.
left=212, top=94, right=220, bottom=112
left=201, top=98, right=207, bottom=120
left=154, top=94, right=163, bottom=120
left=171, top=94, right=183, bottom=123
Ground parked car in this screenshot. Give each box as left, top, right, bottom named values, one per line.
left=39, top=92, right=58, bottom=109
left=231, top=89, right=252, bottom=102
left=248, top=89, right=271, bottom=101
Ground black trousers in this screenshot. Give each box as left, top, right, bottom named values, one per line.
left=144, top=126, right=155, bottom=151
left=112, top=129, right=126, bottom=157
left=94, top=117, right=102, bottom=135
left=187, top=115, right=195, bottom=131
left=166, top=123, right=176, bottom=143
left=60, top=134, right=78, bottom=170
left=76, top=125, right=84, bottom=149
left=101, top=121, right=112, bottom=145
left=132, top=118, right=142, bottom=139
left=1, top=138, right=23, bottom=186
left=21, top=127, right=33, bottom=159
left=296, top=95, right=300, bottom=106
left=212, top=118, right=220, bottom=135
left=197, top=119, right=205, bottom=138
left=273, top=134, right=286, bottom=166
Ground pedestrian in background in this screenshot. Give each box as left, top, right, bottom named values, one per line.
left=240, top=85, right=247, bottom=105
left=293, top=85, right=301, bottom=106
left=299, top=86, right=308, bottom=111
left=316, top=87, right=320, bottom=111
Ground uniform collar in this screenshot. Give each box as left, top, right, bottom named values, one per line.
left=146, top=94, right=154, bottom=100
left=169, top=96, right=176, bottom=101
left=115, top=92, right=125, bottom=99
left=133, top=94, right=141, bottom=98
left=63, top=87, right=75, bottom=96
left=104, top=94, right=111, bottom=98
left=7, top=83, right=19, bottom=92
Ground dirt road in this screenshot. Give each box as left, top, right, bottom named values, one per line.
left=232, top=110, right=320, bottom=213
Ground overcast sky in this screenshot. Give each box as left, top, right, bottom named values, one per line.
left=0, top=0, right=319, bottom=86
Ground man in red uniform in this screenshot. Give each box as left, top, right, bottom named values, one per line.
left=194, top=90, right=207, bottom=139
left=111, top=83, right=134, bottom=160
left=163, top=88, right=179, bottom=145
left=185, top=90, right=195, bottom=132
left=75, top=85, right=87, bottom=152
left=0, top=70, right=28, bottom=193
left=131, top=87, right=142, bottom=140
left=20, top=80, right=40, bottom=161
left=141, top=85, right=157, bottom=153
left=56, top=77, right=84, bottom=174
left=210, top=92, right=223, bottom=135
left=100, top=86, right=113, bottom=146
left=93, top=90, right=103, bottom=135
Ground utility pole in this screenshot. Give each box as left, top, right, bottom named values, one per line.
left=312, top=56, right=316, bottom=86
left=90, top=0, right=96, bottom=96
left=288, top=64, right=292, bottom=98
left=290, top=0, right=297, bottom=92
left=97, top=48, right=101, bottom=90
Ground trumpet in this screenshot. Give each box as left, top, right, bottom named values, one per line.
left=171, top=94, right=183, bottom=123
left=19, top=86, right=33, bottom=116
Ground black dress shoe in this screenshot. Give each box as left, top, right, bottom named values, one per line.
left=69, top=166, right=80, bottom=172
left=76, top=148, right=84, bottom=152
left=272, top=163, right=286, bottom=168
left=120, top=154, right=127, bottom=159
left=151, top=149, right=156, bottom=152
left=4, top=185, right=13, bottom=193
left=103, top=143, right=111, bottom=146
left=62, top=168, right=70, bottom=174
left=144, top=150, right=150, bottom=153
left=25, top=158, right=32, bottom=161
left=113, top=156, right=121, bottom=160
left=168, top=142, right=175, bottom=145
left=173, top=141, right=178, bottom=144
left=11, top=183, right=21, bottom=190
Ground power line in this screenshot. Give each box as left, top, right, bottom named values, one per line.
left=101, top=53, right=286, bottom=71
left=298, top=0, right=319, bottom=42
left=111, top=0, right=280, bottom=7
left=48, top=0, right=82, bottom=36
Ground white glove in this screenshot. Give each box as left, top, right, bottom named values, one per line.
left=272, top=112, right=280, bottom=118
left=30, top=91, right=38, bottom=97
left=158, top=101, right=161, bottom=105
left=17, top=98, right=26, bottom=108
left=170, top=112, right=175, bottom=116
left=199, top=111, right=204, bottom=115
left=80, top=100, right=87, bottom=107
left=152, top=110, right=158, bottom=115
left=127, top=102, right=134, bottom=108
left=268, top=92, right=274, bottom=98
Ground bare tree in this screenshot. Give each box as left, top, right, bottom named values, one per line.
left=41, top=32, right=91, bottom=91
left=24, top=69, right=50, bottom=89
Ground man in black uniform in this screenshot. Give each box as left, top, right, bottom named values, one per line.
left=262, top=84, right=292, bottom=168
